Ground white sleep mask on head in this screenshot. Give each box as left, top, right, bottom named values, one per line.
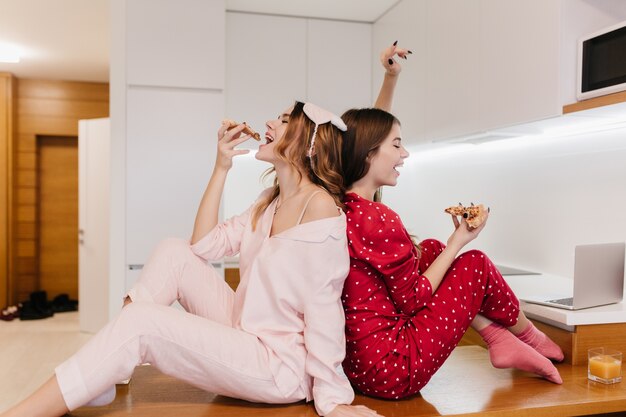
left=302, top=102, right=347, bottom=161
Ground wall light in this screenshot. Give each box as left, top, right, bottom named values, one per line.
left=0, top=44, right=21, bottom=63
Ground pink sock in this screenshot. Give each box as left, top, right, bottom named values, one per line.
left=516, top=321, right=564, bottom=362
left=479, top=323, right=562, bottom=384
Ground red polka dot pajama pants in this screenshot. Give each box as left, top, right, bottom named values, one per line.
left=345, top=239, right=520, bottom=399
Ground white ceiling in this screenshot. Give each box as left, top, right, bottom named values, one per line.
left=0, top=0, right=399, bottom=83
left=227, top=0, right=400, bottom=22
left=0, top=0, right=110, bottom=82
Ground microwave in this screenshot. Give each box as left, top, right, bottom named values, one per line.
left=577, top=19, right=626, bottom=101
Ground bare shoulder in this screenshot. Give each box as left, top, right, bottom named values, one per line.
left=301, top=191, right=340, bottom=223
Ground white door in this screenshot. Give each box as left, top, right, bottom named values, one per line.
left=78, top=118, right=111, bottom=333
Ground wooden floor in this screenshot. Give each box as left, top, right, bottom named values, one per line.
left=68, top=346, right=626, bottom=417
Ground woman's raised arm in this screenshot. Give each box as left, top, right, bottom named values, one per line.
left=373, top=41, right=411, bottom=112
left=190, top=122, right=250, bottom=244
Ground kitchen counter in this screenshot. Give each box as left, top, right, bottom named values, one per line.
left=503, top=273, right=626, bottom=331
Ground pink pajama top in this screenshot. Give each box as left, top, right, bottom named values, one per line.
left=190, top=191, right=354, bottom=416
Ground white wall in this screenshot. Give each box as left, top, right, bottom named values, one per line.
left=224, top=154, right=272, bottom=218
left=384, top=126, right=626, bottom=284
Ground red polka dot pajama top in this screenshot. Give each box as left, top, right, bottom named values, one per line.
left=341, top=193, right=521, bottom=399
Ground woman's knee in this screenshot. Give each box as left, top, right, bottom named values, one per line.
left=117, top=302, right=162, bottom=333
left=153, top=237, right=193, bottom=258
left=456, top=249, right=495, bottom=268
left=420, top=238, right=445, bottom=252
left=144, top=238, right=203, bottom=270
left=418, top=239, right=446, bottom=267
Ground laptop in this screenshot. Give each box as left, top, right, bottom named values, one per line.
left=521, top=242, right=625, bottom=310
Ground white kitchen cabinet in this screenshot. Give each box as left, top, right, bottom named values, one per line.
left=126, top=0, right=225, bottom=89
left=479, top=0, right=560, bottom=131
left=111, top=0, right=227, bottom=320
left=374, top=0, right=561, bottom=143
left=307, top=19, right=372, bottom=114
left=372, top=0, right=427, bottom=142
left=225, top=12, right=307, bottom=141
left=424, top=0, right=483, bottom=141
left=125, top=87, right=222, bottom=265
left=225, top=12, right=373, bottom=140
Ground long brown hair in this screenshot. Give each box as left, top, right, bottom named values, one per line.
left=251, top=101, right=345, bottom=229
left=340, top=108, right=400, bottom=202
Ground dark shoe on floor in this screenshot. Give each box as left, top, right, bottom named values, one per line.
left=20, top=291, right=54, bottom=320
left=1, top=305, right=20, bottom=321
left=50, top=294, right=78, bottom=313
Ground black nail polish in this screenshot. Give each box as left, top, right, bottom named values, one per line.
left=408, top=50, right=413, bottom=54
left=403, top=56, right=408, bottom=60
left=393, top=40, right=398, bottom=46
left=388, top=58, right=393, bottom=65
left=463, top=213, right=468, bottom=218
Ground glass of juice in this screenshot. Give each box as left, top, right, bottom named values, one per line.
left=588, top=348, right=622, bottom=384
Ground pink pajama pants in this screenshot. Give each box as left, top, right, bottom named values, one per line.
left=55, top=238, right=304, bottom=410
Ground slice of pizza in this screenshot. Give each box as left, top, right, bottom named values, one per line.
left=222, top=119, right=261, bottom=141
left=444, top=203, right=489, bottom=229
left=464, top=203, right=488, bottom=228
left=444, top=203, right=465, bottom=216
left=444, top=203, right=465, bottom=217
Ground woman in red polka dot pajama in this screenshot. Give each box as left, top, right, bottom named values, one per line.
left=336, top=44, right=564, bottom=399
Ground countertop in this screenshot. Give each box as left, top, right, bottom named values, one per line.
left=503, top=273, right=626, bottom=330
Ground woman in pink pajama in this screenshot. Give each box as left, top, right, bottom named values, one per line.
left=1, top=102, right=380, bottom=417
left=336, top=44, right=565, bottom=399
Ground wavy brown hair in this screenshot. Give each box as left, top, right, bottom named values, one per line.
left=251, top=101, right=345, bottom=230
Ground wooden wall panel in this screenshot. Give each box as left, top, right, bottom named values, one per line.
left=16, top=170, right=36, bottom=188
left=17, top=152, right=35, bottom=169
left=19, top=98, right=109, bottom=119
left=0, top=73, right=14, bottom=307
left=16, top=205, right=35, bottom=222
left=19, top=116, right=83, bottom=136
left=16, top=188, right=36, bottom=205
left=16, top=240, right=36, bottom=257
left=17, top=134, right=36, bottom=152
left=16, top=222, right=35, bottom=239
left=38, top=136, right=79, bottom=300
left=10, top=78, right=108, bottom=303
left=15, top=258, right=36, bottom=275
left=17, top=79, right=109, bottom=102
